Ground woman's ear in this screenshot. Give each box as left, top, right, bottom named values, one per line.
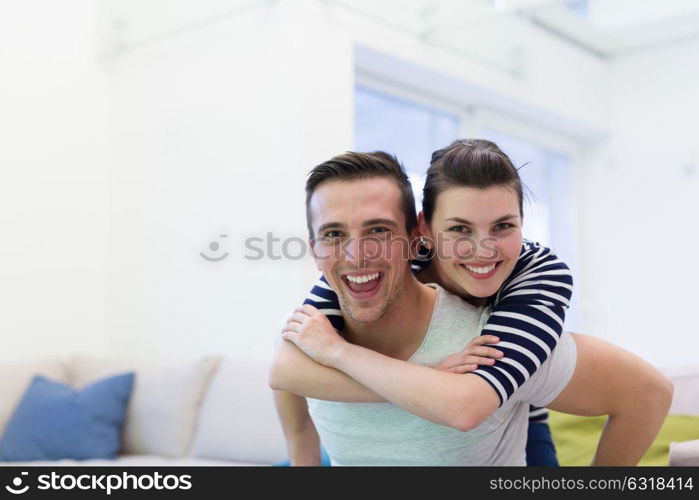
left=417, top=211, right=431, bottom=239
left=411, top=211, right=432, bottom=260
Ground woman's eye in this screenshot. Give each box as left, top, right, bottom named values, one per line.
left=448, top=225, right=471, bottom=233
left=493, top=223, right=514, bottom=232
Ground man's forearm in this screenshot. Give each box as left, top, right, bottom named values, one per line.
left=272, top=390, right=321, bottom=466
left=287, top=424, right=321, bottom=466
left=549, top=333, right=673, bottom=465
left=591, top=369, right=672, bottom=465
left=592, top=405, right=668, bottom=466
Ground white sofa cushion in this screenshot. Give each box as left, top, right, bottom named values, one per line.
left=0, top=454, right=260, bottom=466
left=665, top=365, right=699, bottom=416
left=0, top=358, right=69, bottom=437
left=669, top=439, right=699, bottom=466
left=188, top=358, right=287, bottom=464
left=69, top=356, right=220, bottom=458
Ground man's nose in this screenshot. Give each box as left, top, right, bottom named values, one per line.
left=344, top=236, right=367, bottom=268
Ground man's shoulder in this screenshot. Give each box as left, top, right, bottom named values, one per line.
left=510, top=331, right=578, bottom=407
left=429, top=283, right=488, bottom=315
left=425, top=284, right=491, bottom=335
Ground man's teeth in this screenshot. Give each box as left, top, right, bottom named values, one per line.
left=346, top=272, right=380, bottom=284
left=465, top=263, right=496, bottom=274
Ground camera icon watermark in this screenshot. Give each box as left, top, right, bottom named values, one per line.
left=5, top=472, right=29, bottom=495
left=200, top=234, right=229, bottom=262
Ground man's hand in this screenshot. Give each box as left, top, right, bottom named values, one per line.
left=436, top=335, right=503, bottom=373
left=281, top=304, right=347, bottom=367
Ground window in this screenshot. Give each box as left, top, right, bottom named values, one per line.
left=354, top=85, right=459, bottom=210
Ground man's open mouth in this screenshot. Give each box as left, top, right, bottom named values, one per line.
left=341, top=271, right=384, bottom=298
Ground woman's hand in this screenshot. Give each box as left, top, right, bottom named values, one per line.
left=281, top=304, right=347, bottom=367
left=436, top=335, right=503, bottom=374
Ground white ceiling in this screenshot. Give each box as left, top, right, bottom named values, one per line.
left=97, top=0, right=699, bottom=61
left=328, top=0, right=699, bottom=57
left=526, top=0, right=699, bottom=56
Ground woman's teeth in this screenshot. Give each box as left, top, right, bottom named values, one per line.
left=464, top=263, right=496, bottom=274
left=346, top=272, right=380, bottom=284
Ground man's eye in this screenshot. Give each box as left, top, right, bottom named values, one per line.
left=369, top=227, right=390, bottom=235
left=448, top=225, right=471, bottom=233
left=324, top=231, right=343, bottom=239
left=493, top=223, right=514, bottom=232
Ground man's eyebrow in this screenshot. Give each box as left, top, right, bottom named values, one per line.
left=362, top=218, right=399, bottom=228
left=445, top=214, right=519, bottom=225
left=317, top=222, right=345, bottom=234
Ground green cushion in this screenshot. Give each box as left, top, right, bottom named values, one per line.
left=548, top=411, right=699, bottom=466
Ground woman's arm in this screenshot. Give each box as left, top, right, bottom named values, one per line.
left=271, top=325, right=503, bottom=402
left=302, top=275, right=344, bottom=331
left=329, top=341, right=501, bottom=431
left=270, top=339, right=385, bottom=402
left=276, top=305, right=500, bottom=432
left=470, top=241, right=574, bottom=405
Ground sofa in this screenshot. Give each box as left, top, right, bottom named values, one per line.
left=0, top=355, right=288, bottom=466
left=0, top=356, right=697, bottom=466
left=663, top=365, right=699, bottom=465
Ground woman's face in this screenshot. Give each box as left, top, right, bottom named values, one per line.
left=420, top=185, right=523, bottom=300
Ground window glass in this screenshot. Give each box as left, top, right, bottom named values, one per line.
left=354, top=85, right=459, bottom=210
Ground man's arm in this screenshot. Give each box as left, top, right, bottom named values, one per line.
left=548, top=333, right=673, bottom=466
left=272, top=390, right=321, bottom=466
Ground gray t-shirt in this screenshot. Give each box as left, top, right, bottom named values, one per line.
left=307, top=284, right=577, bottom=466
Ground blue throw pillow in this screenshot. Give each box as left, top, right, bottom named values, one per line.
left=0, top=373, right=135, bottom=461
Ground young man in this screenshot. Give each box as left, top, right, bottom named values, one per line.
left=270, top=152, right=672, bottom=466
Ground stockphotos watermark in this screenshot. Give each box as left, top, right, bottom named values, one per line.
left=4, top=470, right=192, bottom=496
left=241, top=232, right=501, bottom=262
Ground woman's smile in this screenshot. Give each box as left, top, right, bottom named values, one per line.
left=459, top=261, right=502, bottom=280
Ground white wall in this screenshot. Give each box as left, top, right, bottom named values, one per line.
left=105, top=1, right=353, bottom=362
left=581, top=37, right=699, bottom=368
left=0, top=0, right=109, bottom=360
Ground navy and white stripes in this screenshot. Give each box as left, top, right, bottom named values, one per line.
left=471, top=241, right=572, bottom=407
left=303, top=277, right=344, bottom=332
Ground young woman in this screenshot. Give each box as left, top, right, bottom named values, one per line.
left=303, top=139, right=573, bottom=465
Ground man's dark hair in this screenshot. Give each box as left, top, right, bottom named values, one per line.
left=305, top=151, right=417, bottom=239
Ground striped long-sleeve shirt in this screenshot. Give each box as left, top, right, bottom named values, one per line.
left=303, top=240, right=573, bottom=422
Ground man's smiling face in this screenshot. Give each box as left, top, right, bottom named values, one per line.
left=309, top=177, right=415, bottom=324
